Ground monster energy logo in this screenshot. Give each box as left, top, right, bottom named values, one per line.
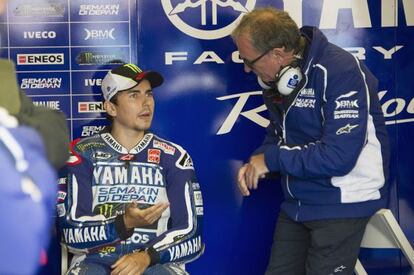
left=13, top=4, right=65, bottom=17
left=123, top=63, right=142, bottom=74
left=76, top=52, right=124, bottom=65
left=94, top=203, right=123, bottom=217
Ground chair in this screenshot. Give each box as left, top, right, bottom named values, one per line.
left=354, top=209, right=414, bottom=274
left=61, top=243, right=69, bottom=275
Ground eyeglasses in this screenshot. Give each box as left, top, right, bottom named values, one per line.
left=242, top=49, right=271, bottom=68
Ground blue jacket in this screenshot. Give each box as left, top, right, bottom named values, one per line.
left=258, top=27, right=390, bottom=222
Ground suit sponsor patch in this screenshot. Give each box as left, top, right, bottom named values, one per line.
left=148, top=149, right=161, bottom=164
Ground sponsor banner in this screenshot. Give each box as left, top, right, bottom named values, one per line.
left=70, top=0, right=130, bottom=22
left=71, top=47, right=129, bottom=70
left=17, top=71, right=69, bottom=95
left=72, top=94, right=105, bottom=119
left=2, top=0, right=413, bottom=274
left=71, top=71, right=108, bottom=94
left=11, top=47, right=69, bottom=71
left=72, top=119, right=108, bottom=139
left=8, top=0, right=68, bottom=22
left=9, top=22, right=68, bottom=47
left=70, top=22, right=129, bottom=46
left=29, top=95, right=70, bottom=115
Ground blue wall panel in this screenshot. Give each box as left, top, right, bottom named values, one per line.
left=1, top=0, right=413, bottom=274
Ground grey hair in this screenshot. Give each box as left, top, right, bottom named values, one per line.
left=231, top=7, right=301, bottom=53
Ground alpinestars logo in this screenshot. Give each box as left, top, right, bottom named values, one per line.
left=161, top=0, right=256, bottom=40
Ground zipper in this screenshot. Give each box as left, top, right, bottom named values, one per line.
left=283, top=111, right=295, bottom=201
left=282, top=76, right=308, bottom=221
left=295, top=200, right=301, bottom=221
left=286, top=174, right=294, bottom=198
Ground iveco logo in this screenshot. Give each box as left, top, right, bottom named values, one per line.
left=23, top=31, right=56, bottom=39
left=161, top=0, right=256, bottom=40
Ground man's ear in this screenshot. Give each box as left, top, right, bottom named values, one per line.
left=104, top=100, right=116, bottom=117
left=271, top=48, right=284, bottom=64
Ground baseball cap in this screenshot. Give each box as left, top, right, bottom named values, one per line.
left=0, top=59, right=21, bottom=115
left=101, top=63, right=163, bottom=101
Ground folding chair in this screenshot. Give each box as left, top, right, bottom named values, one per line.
left=354, top=209, right=414, bottom=274
left=61, top=243, right=69, bottom=275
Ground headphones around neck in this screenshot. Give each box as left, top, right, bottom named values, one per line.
left=257, top=59, right=304, bottom=96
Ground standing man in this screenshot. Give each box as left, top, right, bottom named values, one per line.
left=58, top=63, right=204, bottom=275
left=232, top=8, right=389, bottom=275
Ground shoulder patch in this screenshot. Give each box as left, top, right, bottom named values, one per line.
left=67, top=138, right=82, bottom=166
left=148, top=149, right=161, bottom=164
left=153, top=139, right=176, bottom=155
left=177, top=152, right=194, bottom=169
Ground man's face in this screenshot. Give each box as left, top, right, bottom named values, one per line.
left=235, top=34, right=281, bottom=83
left=109, top=79, right=154, bottom=133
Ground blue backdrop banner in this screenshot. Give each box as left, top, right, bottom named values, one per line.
left=1, top=0, right=413, bottom=274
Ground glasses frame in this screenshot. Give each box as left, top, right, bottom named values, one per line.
left=242, top=48, right=272, bottom=68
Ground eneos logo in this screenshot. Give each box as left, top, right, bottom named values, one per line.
left=161, top=0, right=256, bottom=40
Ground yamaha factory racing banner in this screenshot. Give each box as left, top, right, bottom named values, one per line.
left=1, top=0, right=414, bottom=274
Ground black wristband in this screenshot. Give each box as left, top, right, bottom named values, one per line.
left=114, top=215, right=134, bottom=240
left=145, top=246, right=160, bottom=266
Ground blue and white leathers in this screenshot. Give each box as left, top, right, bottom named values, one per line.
left=57, top=132, right=204, bottom=267
left=256, top=26, right=390, bottom=222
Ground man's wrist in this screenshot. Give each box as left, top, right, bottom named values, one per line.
left=264, top=145, right=280, bottom=172
left=114, top=214, right=134, bottom=240
left=145, top=246, right=160, bottom=267
left=123, top=213, right=133, bottom=230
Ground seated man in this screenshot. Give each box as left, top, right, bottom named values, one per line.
left=57, top=63, right=204, bottom=275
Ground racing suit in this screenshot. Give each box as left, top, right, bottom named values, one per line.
left=57, top=132, right=204, bottom=272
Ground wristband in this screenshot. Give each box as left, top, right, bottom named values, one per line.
left=145, top=246, right=160, bottom=266
left=114, top=214, right=134, bottom=240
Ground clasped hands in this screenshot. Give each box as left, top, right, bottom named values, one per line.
left=237, top=153, right=269, bottom=196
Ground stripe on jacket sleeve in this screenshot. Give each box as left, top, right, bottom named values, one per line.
left=153, top=183, right=194, bottom=249
left=331, top=57, right=384, bottom=203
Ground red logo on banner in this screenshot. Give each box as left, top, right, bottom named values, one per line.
left=148, top=149, right=161, bottom=164
left=119, top=154, right=135, bottom=161
left=18, top=55, right=27, bottom=64
left=79, top=103, right=88, bottom=112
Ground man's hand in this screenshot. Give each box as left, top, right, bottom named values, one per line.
left=237, top=154, right=269, bottom=196
left=111, top=251, right=150, bottom=275
left=124, top=201, right=169, bottom=229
